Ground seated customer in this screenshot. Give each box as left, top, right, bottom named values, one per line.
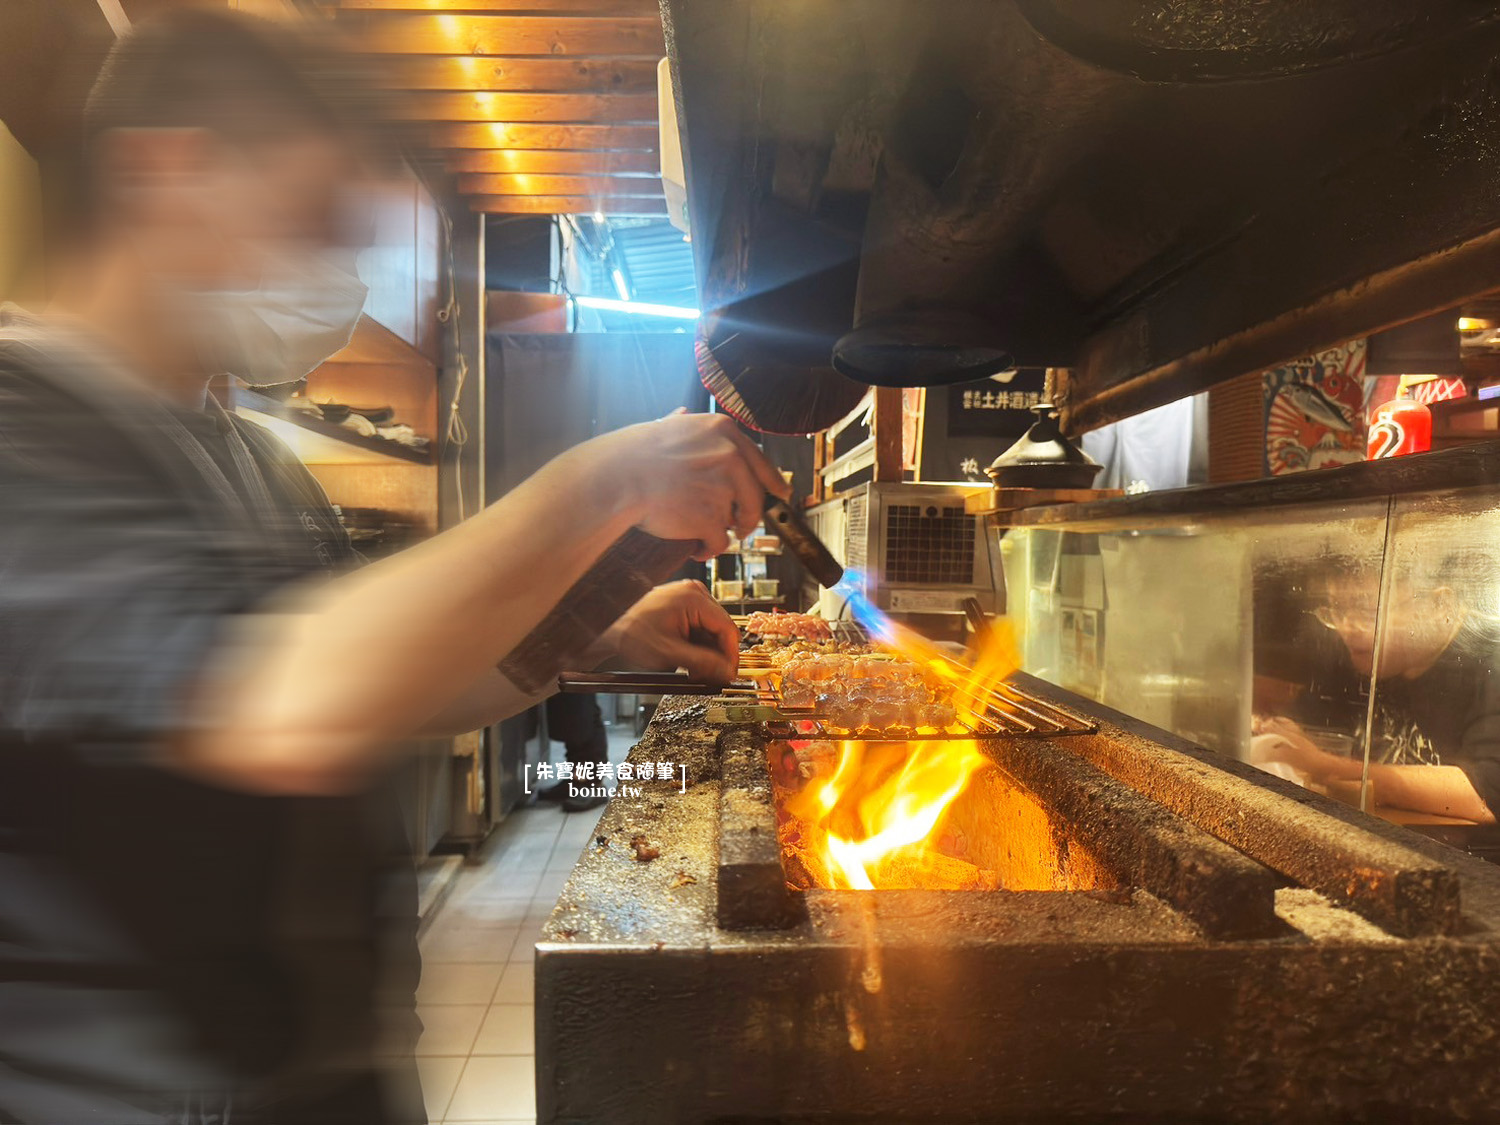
left=1256, top=550, right=1500, bottom=823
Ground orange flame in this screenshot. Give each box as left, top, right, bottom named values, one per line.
left=780, top=620, right=1021, bottom=890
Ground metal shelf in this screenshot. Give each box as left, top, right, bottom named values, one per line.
left=232, top=387, right=433, bottom=466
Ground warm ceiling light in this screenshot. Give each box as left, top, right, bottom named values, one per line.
left=1459, top=317, right=1495, bottom=331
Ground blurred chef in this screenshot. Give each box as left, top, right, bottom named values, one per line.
left=0, top=11, right=777, bottom=1125
left=1255, top=552, right=1500, bottom=824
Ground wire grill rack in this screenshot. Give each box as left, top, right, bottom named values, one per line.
left=732, top=615, right=870, bottom=646
left=828, top=620, right=871, bottom=646
left=732, top=634, right=1097, bottom=742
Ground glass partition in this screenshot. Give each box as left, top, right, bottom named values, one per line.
left=1001, top=485, right=1500, bottom=852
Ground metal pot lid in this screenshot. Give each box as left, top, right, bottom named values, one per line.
left=987, top=402, right=1102, bottom=472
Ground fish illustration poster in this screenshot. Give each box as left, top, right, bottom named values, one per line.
left=1262, top=339, right=1368, bottom=476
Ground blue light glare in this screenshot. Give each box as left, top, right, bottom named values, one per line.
left=832, top=569, right=899, bottom=644
left=570, top=295, right=700, bottom=320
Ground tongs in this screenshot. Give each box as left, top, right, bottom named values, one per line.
left=556, top=670, right=758, bottom=696
left=961, top=595, right=993, bottom=653
left=762, top=491, right=844, bottom=588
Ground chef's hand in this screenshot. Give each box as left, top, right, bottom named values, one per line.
left=1253, top=715, right=1316, bottom=753
left=1253, top=716, right=1356, bottom=782
left=601, top=580, right=740, bottom=684
left=579, top=412, right=790, bottom=560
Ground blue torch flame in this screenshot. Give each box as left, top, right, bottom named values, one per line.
left=831, top=568, right=900, bottom=645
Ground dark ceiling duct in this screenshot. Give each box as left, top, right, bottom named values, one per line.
left=691, top=206, right=871, bottom=433
left=1011, top=0, right=1493, bottom=83
left=1365, top=309, right=1463, bottom=377
left=831, top=308, right=1015, bottom=387
left=695, top=261, right=870, bottom=434
left=665, top=0, right=1500, bottom=433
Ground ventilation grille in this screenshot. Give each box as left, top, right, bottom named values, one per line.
left=883, top=504, right=975, bottom=584
left=845, top=493, right=868, bottom=571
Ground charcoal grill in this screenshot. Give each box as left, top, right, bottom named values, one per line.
left=533, top=676, right=1500, bottom=1124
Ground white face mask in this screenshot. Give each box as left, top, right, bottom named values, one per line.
left=191, top=249, right=369, bottom=388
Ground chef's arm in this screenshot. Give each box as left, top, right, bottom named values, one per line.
left=178, top=415, right=784, bottom=795
left=417, top=580, right=741, bottom=737
left=416, top=670, right=554, bottom=739
left=1258, top=720, right=1496, bottom=823
left=1311, top=751, right=1495, bottom=823
left=1367, top=764, right=1496, bottom=824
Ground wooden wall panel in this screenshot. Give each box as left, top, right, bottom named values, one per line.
left=355, top=173, right=443, bottom=362
left=415, top=184, right=443, bottom=364
left=358, top=178, right=420, bottom=347
left=0, top=122, right=43, bottom=303
left=1207, top=370, right=1267, bottom=484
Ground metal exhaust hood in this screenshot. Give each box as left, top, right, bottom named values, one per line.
left=663, top=0, right=1500, bottom=432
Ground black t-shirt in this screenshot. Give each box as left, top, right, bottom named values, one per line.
left=1375, top=619, right=1500, bottom=815
left=0, top=309, right=419, bottom=1123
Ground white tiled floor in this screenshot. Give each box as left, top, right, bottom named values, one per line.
left=414, top=725, right=634, bottom=1124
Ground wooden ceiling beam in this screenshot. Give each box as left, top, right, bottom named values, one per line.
left=338, top=0, right=658, bottom=12
left=425, top=122, right=657, bottom=149
left=365, top=55, right=658, bottom=92
left=443, top=149, right=659, bottom=175
left=383, top=91, right=656, bottom=123
left=338, top=14, right=665, bottom=57
left=468, top=194, right=668, bottom=215
left=456, top=172, right=663, bottom=196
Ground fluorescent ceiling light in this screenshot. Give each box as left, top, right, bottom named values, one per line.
left=572, top=295, right=699, bottom=320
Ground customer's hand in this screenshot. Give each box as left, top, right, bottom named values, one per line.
left=601, top=580, right=740, bottom=684
left=578, top=412, right=789, bottom=559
